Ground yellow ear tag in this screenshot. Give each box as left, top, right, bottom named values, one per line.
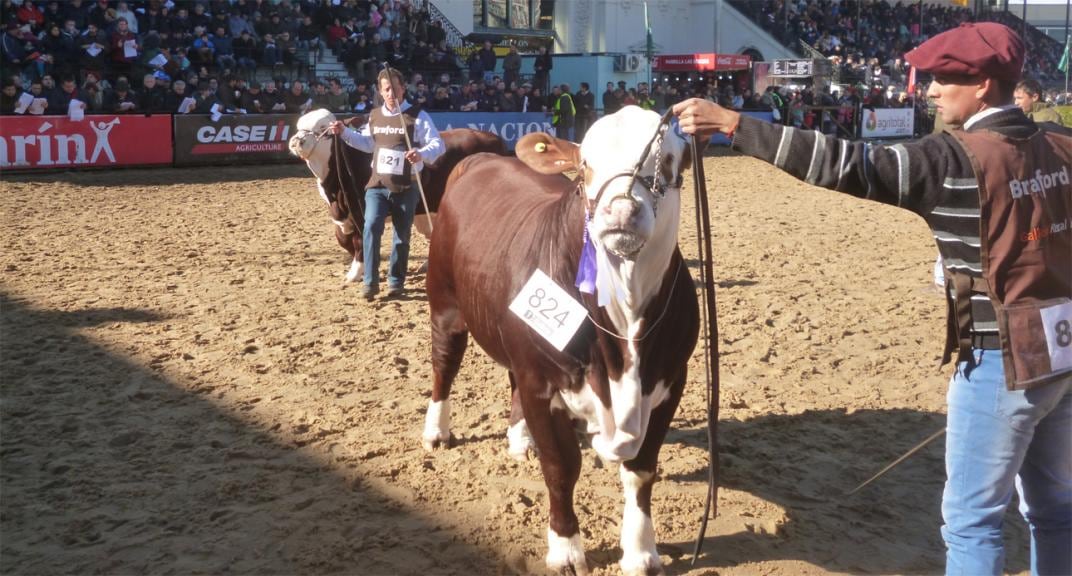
left=535, top=142, right=547, bottom=153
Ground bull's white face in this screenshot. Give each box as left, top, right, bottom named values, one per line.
left=581, top=106, right=688, bottom=260
left=288, top=108, right=336, bottom=181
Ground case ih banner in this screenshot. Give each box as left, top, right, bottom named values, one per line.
left=173, top=113, right=300, bottom=165
left=0, top=114, right=172, bottom=170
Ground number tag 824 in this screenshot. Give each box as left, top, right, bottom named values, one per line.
left=509, top=269, right=588, bottom=351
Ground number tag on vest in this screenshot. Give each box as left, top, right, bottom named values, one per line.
left=509, top=269, right=587, bottom=351
left=1040, top=300, right=1072, bottom=372
left=376, top=148, right=405, bottom=175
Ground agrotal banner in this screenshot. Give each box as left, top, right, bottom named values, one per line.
left=860, top=107, right=915, bottom=139
left=0, top=114, right=172, bottom=170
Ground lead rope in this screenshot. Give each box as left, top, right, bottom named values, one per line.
left=689, top=132, right=721, bottom=566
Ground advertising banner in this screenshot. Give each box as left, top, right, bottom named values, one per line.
left=173, top=113, right=301, bottom=166
left=429, top=112, right=553, bottom=151
left=860, top=107, right=914, bottom=139
left=0, top=114, right=172, bottom=170
left=653, top=53, right=751, bottom=72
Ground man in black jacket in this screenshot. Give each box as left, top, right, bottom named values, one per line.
left=573, top=82, right=595, bottom=142
left=673, top=23, right=1071, bottom=576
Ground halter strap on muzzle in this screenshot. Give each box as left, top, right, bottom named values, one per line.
left=583, top=109, right=679, bottom=216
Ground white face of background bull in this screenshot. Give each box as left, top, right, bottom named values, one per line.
left=288, top=108, right=336, bottom=181
left=580, top=107, right=687, bottom=260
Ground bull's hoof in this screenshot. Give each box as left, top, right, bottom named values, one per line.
left=619, top=553, right=664, bottom=576
left=421, top=432, right=454, bottom=451
left=507, top=419, right=537, bottom=461
left=547, top=530, right=589, bottom=576
left=344, top=260, right=363, bottom=283
left=414, top=260, right=429, bottom=274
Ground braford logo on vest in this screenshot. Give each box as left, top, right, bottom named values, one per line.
left=0, top=118, right=120, bottom=168
left=1009, top=166, right=1070, bottom=199
left=372, top=125, right=406, bottom=135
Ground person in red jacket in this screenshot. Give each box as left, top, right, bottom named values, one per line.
left=109, top=16, right=137, bottom=81
left=16, top=0, right=45, bottom=32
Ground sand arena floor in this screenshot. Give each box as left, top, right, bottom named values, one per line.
left=1, top=153, right=1031, bottom=575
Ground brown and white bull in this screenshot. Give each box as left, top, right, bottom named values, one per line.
left=288, top=109, right=505, bottom=283
left=422, top=106, right=700, bottom=574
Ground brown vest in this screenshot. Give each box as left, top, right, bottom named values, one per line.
left=947, top=125, right=1072, bottom=389
left=366, top=106, right=419, bottom=193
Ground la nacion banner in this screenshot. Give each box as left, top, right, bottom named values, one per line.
left=860, top=107, right=914, bottom=139
left=0, top=114, right=172, bottom=170
left=429, top=112, right=553, bottom=151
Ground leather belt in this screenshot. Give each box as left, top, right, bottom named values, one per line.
left=971, top=333, right=1001, bottom=350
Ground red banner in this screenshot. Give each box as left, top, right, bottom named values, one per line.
left=652, top=53, right=751, bottom=72
left=0, top=114, right=173, bottom=170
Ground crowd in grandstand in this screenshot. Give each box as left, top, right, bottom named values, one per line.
left=0, top=0, right=1067, bottom=123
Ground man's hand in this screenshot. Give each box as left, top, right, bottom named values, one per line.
left=671, top=98, right=741, bottom=138
left=328, top=120, right=345, bottom=135
left=405, top=149, right=422, bottom=164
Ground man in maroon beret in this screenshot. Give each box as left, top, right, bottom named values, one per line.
left=673, top=22, right=1070, bottom=575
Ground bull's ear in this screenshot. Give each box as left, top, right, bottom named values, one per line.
left=517, top=132, right=581, bottom=175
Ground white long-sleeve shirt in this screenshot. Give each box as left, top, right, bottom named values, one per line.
left=340, top=100, right=445, bottom=171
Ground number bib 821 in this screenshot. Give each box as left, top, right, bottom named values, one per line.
left=509, top=269, right=588, bottom=351
left=376, top=148, right=405, bottom=175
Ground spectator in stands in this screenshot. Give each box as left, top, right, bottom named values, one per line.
left=326, top=17, right=347, bottom=50
left=217, top=74, right=241, bottom=112
left=232, top=30, right=257, bottom=80
left=324, top=77, right=349, bottom=113
left=408, top=79, right=430, bottom=108
left=139, top=72, right=167, bottom=113
left=284, top=79, right=311, bottom=113
left=310, top=79, right=328, bottom=108
left=81, top=70, right=106, bottom=111
left=189, top=3, right=212, bottom=33
left=502, top=45, right=521, bottom=89
left=451, top=80, right=478, bottom=111
left=602, top=81, right=618, bottom=115
left=190, top=28, right=215, bottom=71
left=109, top=16, right=138, bottom=82
left=192, top=81, right=219, bottom=114
left=498, top=83, right=519, bottom=112
left=1014, top=77, right=1063, bottom=125
left=212, top=26, right=236, bottom=74
left=104, top=76, right=138, bottom=113
left=551, top=83, right=575, bottom=141
left=297, top=14, right=323, bottom=63
left=533, top=45, right=551, bottom=94
left=477, top=82, right=498, bottom=112
left=1, top=75, right=21, bottom=114
left=238, top=80, right=264, bottom=113
left=41, top=22, right=74, bottom=79
left=428, top=84, right=451, bottom=111
left=16, top=0, right=44, bottom=31
left=260, top=33, right=281, bottom=70
left=46, top=74, right=86, bottom=115
left=165, top=78, right=189, bottom=113
left=229, top=10, right=256, bottom=39
left=114, top=1, right=138, bottom=34
left=574, top=82, right=595, bottom=140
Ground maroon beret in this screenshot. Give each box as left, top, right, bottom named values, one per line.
left=905, top=22, right=1024, bottom=80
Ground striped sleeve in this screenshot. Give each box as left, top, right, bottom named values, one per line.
left=732, top=115, right=954, bottom=215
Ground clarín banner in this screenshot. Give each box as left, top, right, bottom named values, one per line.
left=0, top=114, right=172, bottom=170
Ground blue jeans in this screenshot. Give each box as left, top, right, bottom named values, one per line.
left=943, top=349, right=1071, bottom=575
left=362, top=186, right=419, bottom=290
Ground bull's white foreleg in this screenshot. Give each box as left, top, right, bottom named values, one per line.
left=619, top=467, right=661, bottom=576
left=506, top=418, right=536, bottom=461
left=345, top=258, right=363, bottom=283
left=422, top=399, right=452, bottom=450
left=546, top=528, right=589, bottom=576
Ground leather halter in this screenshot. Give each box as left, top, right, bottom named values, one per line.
left=579, top=109, right=681, bottom=217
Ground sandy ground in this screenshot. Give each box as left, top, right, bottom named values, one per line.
left=1, top=153, right=1031, bottom=575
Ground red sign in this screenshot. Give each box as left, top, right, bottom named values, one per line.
left=0, top=114, right=173, bottom=170
left=652, top=53, right=751, bottom=72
